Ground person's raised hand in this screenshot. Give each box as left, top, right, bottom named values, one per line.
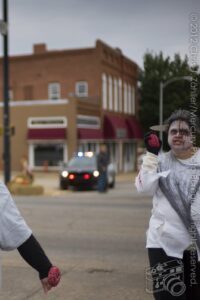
left=144, top=131, right=162, bottom=155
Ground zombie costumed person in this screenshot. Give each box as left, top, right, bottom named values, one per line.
left=0, top=181, right=61, bottom=293
left=135, top=109, right=200, bottom=300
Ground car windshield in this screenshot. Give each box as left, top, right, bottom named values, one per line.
left=68, top=156, right=96, bottom=168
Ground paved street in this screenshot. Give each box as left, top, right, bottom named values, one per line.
left=0, top=177, right=154, bottom=300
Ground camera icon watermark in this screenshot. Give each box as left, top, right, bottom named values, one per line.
left=146, top=260, right=186, bottom=297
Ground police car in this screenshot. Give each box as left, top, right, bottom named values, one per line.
left=59, top=152, right=116, bottom=190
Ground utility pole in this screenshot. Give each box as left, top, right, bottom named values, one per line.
left=2, top=0, right=10, bottom=184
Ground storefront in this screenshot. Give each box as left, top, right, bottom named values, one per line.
left=0, top=99, right=77, bottom=171
left=77, top=115, right=104, bottom=153
left=103, top=114, right=142, bottom=172
left=0, top=100, right=142, bottom=173
left=27, top=117, right=68, bottom=170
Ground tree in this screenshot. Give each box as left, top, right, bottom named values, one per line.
left=139, top=52, right=200, bottom=135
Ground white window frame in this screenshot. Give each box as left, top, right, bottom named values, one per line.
left=108, top=76, right=113, bottom=110
left=114, top=78, right=118, bottom=112
left=48, top=83, right=61, bottom=100
left=124, top=82, right=128, bottom=113
left=29, top=142, right=68, bottom=170
left=9, top=89, right=14, bottom=101
left=128, top=84, right=132, bottom=114
left=131, top=86, right=136, bottom=114
left=75, top=81, right=88, bottom=97
left=102, top=73, right=107, bottom=109
left=118, top=78, right=122, bottom=112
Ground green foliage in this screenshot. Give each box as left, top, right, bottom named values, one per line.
left=139, top=52, right=200, bottom=136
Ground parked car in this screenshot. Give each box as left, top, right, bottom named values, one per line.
left=59, top=152, right=116, bottom=190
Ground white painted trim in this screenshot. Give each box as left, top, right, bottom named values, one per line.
left=0, top=99, right=69, bottom=107
left=77, top=125, right=100, bottom=129
left=131, top=86, right=135, bottom=115
left=108, top=76, right=113, bottom=111
left=77, top=114, right=100, bottom=129
left=128, top=84, right=131, bottom=114
left=28, top=116, right=67, bottom=128
left=118, top=78, right=122, bottom=112
left=114, top=78, right=118, bottom=112
left=27, top=139, right=66, bottom=144
left=124, top=82, right=128, bottom=113
left=9, top=89, right=14, bottom=101
left=102, top=73, right=107, bottom=110
left=78, top=139, right=104, bottom=142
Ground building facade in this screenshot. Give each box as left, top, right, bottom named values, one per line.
left=0, top=40, right=142, bottom=172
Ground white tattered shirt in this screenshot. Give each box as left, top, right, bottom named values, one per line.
left=0, top=181, right=32, bottom=251
left=135, top=150, right=200, bottom=260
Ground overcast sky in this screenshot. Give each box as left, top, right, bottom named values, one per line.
left=0, top=0, right=199, bottom=68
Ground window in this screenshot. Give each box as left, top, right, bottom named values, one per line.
left=75, top=81, right=88, bottom=97
left=102, top=73, right=107, bottom=109
left=108, top=76, right=113, bottom=110
left=128, top=84, right=131, bottom=114
left=34, top=144, right=64, bottom=167
left=131, top=86, right=135, bottom=114
left=48, top=83, right=61, bottom=100
left=123, top=142, right=135, bottom=172
left=114, top=78, right=118, bottom=112
left=9, top=89, right=14, bottom=101
left=78, top=142, right=97, bottom=153
left=123, top=82, right=128, bottom=113
left=118, top=79, right=122, bottom=112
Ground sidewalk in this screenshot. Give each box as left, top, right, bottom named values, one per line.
left=34, top=171, right=137, bottom=195
left=0, top=171, right=137, bottom=196
left=116, top=171, right=136, bottom=182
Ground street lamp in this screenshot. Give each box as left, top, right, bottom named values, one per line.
left=159, top=76, right=192, bottom=141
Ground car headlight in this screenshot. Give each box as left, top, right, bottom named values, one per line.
left=93, top=170, right=99, bottom=177
left=61, top=171, right=69, bottom=178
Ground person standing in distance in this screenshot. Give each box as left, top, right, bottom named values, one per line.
left=97, top=144, right=109, bottom=192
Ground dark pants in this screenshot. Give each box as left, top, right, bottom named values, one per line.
left=148, top=248, right=200, bottom=300
left=97, top=171, right=107, bottom=192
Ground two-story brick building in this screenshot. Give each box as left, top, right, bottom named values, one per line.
left=0, top=39, right=142, bottom=172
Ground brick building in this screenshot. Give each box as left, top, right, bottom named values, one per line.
left=0, top=39, right=142, bottom=172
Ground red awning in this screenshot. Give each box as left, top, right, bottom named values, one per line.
left=103, top=115, right=128, bottom=139
left=126, top=117, right=143, bottom=139
left=78, top=128, right=103, bottom=140
left=27, top=128, right=67, bottom=140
